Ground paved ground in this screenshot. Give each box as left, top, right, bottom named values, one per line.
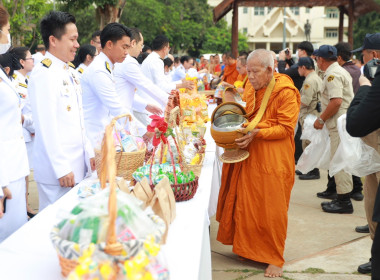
left=27, top=170, right=371, bottom=279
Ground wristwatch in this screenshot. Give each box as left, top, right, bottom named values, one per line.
left=317, top=117, right=325, bottom=125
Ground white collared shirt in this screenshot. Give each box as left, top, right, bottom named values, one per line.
left=141, top=51, right=177, bottom=94
left=29, top=51, right=93, bottom=185
left=0, top=69, right=29, bottom=187
left=81, top=52, right=130, bottom=146
left=114, top=55, right=169, bottom=113
left=172, top=64, right=186, bottom=82
left=76, top=63, right=87, bottom=79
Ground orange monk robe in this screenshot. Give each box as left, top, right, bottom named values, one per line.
left=222, top=62, right=239, bottom=84
left=241, top=78, right=252, bottom=102
left=216, top=73, right=301, bottom=267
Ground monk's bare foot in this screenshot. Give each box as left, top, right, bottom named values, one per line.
left=264, top=264, right=283, bottom=278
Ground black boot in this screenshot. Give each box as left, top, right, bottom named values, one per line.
left=299, top=168, right=320, bottom=180
left=350, top=175, right=364, bottom=201
left=357, top=259, right=371, bottom=274
left=322, top=193, right=353, bottom=214
left=355, top=224, right=370, bottom=233
left=317, top=174, right=337, bottom=199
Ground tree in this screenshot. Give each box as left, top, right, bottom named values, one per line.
left=353, top=0, right=380, bottom=49
left=2, top=0, right=52, bottom=48
left=59, top=0, right=127, bottom=29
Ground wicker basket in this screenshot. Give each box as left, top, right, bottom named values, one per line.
left=94, top=114, right=146, bottom=181
left=51, top=119, right=165, bottom=277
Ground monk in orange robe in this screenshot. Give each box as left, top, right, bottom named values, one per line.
left=216, top=49, right=300, bottom=278
left=221, top=52, right=239, bottom=84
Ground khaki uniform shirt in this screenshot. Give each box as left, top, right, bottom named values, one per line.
left=299, top=71, right=323, bottom=126
left=321, top=62, right=354, bottom=129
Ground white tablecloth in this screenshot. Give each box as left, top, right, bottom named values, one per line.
left=0, top=106, right=218, bottom=280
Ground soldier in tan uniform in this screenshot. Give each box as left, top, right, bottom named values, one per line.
left=313, top=45, right=354, bottom=214
left=297, top=57, right=323, bottom=180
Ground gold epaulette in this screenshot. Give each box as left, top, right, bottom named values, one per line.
left=12, top=73, right=17, bottom=79
left=105, top=61, right=111, bottom=74
left=18, top=83, right=27, bottom=88
left=41, top=58, right=52, bottom=68
left=68, top=62, right=75, bottom=69
left=78, top=68, right=84, bottom=74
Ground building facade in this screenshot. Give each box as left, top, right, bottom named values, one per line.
left=208, top=1, right=349, bottom=52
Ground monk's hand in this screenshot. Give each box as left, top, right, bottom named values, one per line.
left=235, top=128, right=260, bottom=149
left=313, top=119, right=324, bottom=130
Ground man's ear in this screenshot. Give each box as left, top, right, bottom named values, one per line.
left=105, top=40, right=113, bottom=50
left=49, top=35, right=56, bottom=48
left=4, top=66, right=10, bottom=75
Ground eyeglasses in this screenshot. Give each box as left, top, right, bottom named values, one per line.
left=93, top=40, right=101, bottom=44
left=25, top=57, right=34, bottom=61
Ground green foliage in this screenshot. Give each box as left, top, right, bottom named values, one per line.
left=353, top=11, right=380, bottom=49
left=2, top=0, right=53, bottom=49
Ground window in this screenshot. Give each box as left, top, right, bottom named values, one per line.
left=305, top=8, right=310, bottom=13
left=289, top=7, right=300, bottom=15
left=326, top=7, right=339, bottom=18
left=243, top=28, right=248, bottom=34
left=243, top=7, right=248, bottom=14
left=254, top=7, right=265, bottom=16
left=325, top=28, right=338, bottom=38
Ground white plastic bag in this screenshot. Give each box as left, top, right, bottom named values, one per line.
left=296, top=122, right=330, bottom=174
left=329, top=114, right=380, bottom=177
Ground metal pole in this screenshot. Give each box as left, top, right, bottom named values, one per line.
left=283, top=8, right=286, bottom=49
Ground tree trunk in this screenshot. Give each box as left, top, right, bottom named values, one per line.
left=97, top=0, right=127, bottom=30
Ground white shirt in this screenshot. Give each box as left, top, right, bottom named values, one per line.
left=32, top=52, right=44, bottom=66
left=141, top=51, right=177, bottom=93
left=0, top=69, right=29, bottom=187
left=12, top=71, right=34, bottom=142
left=171, top=64, right=186, bottom=82
left=29, top=52, right=93, bottom=185
left=76, top=63, right=87, bottom=80
left=81, top=52, right=130, bottom=146
left=114, top=55, right=169, bottom=113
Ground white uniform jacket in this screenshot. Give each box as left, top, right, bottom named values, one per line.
left=29, top=52, right=93, bottom=185
left=141, top=51, right=177, bottom=94
left=76, top=63, right=87, bottom=80
left=13, top=71, right=34, bottom=143
left=0, top=69, right=29, bottom=187
left=81, top=52, right=130, bottom=146
left=114, top=55, right=169, bottom=113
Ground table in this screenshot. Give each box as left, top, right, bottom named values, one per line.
left=0, top=107, right=217, bottom=280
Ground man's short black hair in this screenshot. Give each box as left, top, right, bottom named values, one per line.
left=334, top=42, right=352, bottom=62
left=180, top=55, right=191, bottom=64
left=129, top=27, right=142, bottom=43
left=224, top=51, right=236, bottom=59
left=163, top=57, right=173, bottom=68
left=100, top=23, right=131, bottom=49
left=40, top=11, right=76, bottom=50
left=151, top=35, right=169, bottom=51
left=297, top=41, right=314, bottom=56
left=142, top=45, right=151, bottom=52
left=91, top=30, right=101, bottom=40
left=174, top=57, right=180, bottom=64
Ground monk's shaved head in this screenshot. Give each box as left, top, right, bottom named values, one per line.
left=247, top=49, right=274, bottom=90
left=248, top=49, right=274, bottom=70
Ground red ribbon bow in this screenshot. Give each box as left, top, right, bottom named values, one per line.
left=147, top=115, right=168, bottom=147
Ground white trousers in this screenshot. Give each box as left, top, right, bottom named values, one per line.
left=208, top=146, right=223, bottom=218
left=37, top=182, right=71, bottom=211
left=0, top=177, right=28, bottom=243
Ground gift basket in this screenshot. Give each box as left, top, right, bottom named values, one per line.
left=132, top=114, right=199, bottom=202
left=51, top=121, right=166, bottom=278
left=94, top=114, right=146, bottom=181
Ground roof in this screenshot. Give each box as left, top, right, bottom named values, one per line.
left=213, top=0, right=380, bottom=22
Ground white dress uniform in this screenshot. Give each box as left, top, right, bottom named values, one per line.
left=141, top=51, right=178, bottom=94
left=32, top=52, right=44, bottom=66
left=171, top=64, right=186, bottom=82
left=114, top=55, right=169, bottom=127
left=29, top=52, right=94, bottom=211
left=0, top=69, right=29, bottom=242
left=13, top=70, right=34, bottom=168
left=76, top=63, right=87, bottom=80
left=81, top=52, right=131, bottom=147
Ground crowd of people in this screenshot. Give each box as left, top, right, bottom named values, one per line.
left=0, top=4, right=380, bottom=280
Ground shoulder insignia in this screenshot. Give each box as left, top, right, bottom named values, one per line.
left=12, top=73, right=17, bottom=79
left=105, top=61, right=111, bottom=74
left=327, top=75, right=335, bottom=82
left=41, top=58, right=52, bottom=68
left=68, top=62, right=75, bottom=69
left=304, top=84, right=310, bottom=90
left=78, top=68, right=84, bottom=74
left=18, top=83, right=27, bottom=88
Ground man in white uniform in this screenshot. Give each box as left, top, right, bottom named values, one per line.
left=32, top=44, right=45, bottom=65
left=81, top=23, right=134, bottom=146
left=29, top=11, right=95, bottom=211
left=114, top=28, right=167, bottom=125
left=171, top=55, right=194, bottom=81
